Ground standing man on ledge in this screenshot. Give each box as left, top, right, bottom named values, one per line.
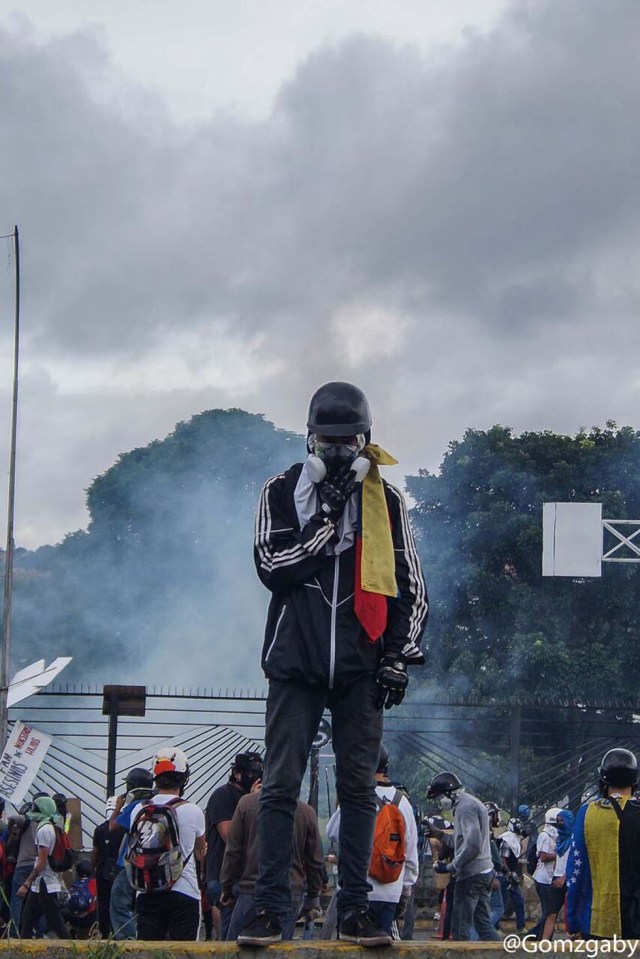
left=239, top=381, right=427, bottom=947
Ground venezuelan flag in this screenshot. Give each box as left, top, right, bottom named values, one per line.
left=566, top=797, right=630, bottom=938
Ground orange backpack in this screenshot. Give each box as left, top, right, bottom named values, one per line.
left=368, top=789, right=406, bottom=884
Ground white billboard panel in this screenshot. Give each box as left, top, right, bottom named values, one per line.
left=542, top=502, right=603, bottom=577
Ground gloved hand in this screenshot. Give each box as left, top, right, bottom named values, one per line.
left=317, top=464, right=358, bottom=521
left=434, top=861, right=452, bottom=875
left=302, top=895, right=322, bottom=922
left=395, top=886, right=412, bottom=920
left=375, top=655, right=408, bottom=709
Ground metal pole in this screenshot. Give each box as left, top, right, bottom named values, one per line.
left=0, top=226, right=20, bottom=749
left=510, top=703, right=522, bottom=815
left=106, top=694, right=119, bottom=797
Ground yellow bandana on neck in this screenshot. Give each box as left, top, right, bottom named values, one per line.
left=361, top=443, right=398, bottom=597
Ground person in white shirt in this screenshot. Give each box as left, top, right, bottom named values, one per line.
left=125, top=746, right=206, bottom=941
left=533, top=807, right=561, bottom=940
left=327, top=744, right=419, bottom=938
left=18, top=795, right=69, bottom=939
left=541, top=808, right=574, bottom=941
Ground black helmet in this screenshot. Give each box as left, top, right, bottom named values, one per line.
left=484, top=802, right=500, bottom=828
left=599, top=748, right=638, bottom=789
left=427, top=771, right=462, bottom=799
left=377, top=744, right=390, bottom=775
left=125, top=767, right=154, bottom=790
left=307, top=382, right=372, bottom=438
left=76, top=858, right=93, bottom=878
left=233, top=752, right=264, bottom=774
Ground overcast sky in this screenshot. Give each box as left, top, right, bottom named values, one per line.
left=1, top=0, right=639, bottom=548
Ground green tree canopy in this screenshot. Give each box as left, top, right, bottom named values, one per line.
left=406, top=422, right=640, bottom=701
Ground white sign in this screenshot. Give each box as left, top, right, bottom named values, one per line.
left=542, top=502, right=603, bottom=577
left=0, top=721, right=52, bottom=806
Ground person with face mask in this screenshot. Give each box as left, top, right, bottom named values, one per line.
left=427, top=772, right=499, bottom=942
left=567, top=748, right=640, bottom=940
left=204, top=752, right=264, bottom=939
left=18, top=795, right=70, bottom=939
left=108, top=766, right=154, bottom=939
left=240, top=382, right=428, bottom=947
left=532, top=807, right=561, bottom=939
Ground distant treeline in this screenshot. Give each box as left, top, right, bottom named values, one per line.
left=2, top=412, right=639, bottom=704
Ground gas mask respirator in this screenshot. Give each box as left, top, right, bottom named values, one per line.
left=125, top=786, right=153, bottom=805
left=306, top=436, right=370, bottom=486
left=439, top=795, right=454, bottom=811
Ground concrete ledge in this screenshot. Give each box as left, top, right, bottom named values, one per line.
left=0, top=942, right=513, bottom=959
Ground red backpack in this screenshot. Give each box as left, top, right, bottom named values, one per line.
left=368, top=790, right=406, bottom=884
left=47, top=824, right=74, bottom=872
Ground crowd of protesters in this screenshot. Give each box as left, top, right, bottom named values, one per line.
left=1, top=744, right=639, bottom=943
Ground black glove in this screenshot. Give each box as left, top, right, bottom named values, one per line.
left=317, top=464, right=358, bottom=521
left=375, top=655, right=408, bottom=709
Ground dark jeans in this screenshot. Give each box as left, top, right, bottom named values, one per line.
left=368, top=900, right=397, bottom=935
left=450, top=872, right=500, bottom=941
left=499, top=875, right=525, bottom=929
left=96, top=877, right=114, bottom=938
left=110, top=867, right=137, bottom=939
left=19, top=879, right=69, bottom=939
left=254, top=676, right=383, bottom=923
left=228, top=891, right=302, bottom=941
left=136, top=890, right=200, bottom=941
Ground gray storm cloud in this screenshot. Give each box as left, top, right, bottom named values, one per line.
left=1, top=0, right=640, bottom=546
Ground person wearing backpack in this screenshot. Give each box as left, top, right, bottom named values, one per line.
left=66, top=858, right=98, bottom=939
left=123, top=745, right=206, bottom=941
left=326, top=744, right=418, bottom=938
left=17, top=795, right=70, bottom=939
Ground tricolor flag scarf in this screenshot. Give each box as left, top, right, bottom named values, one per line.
left=355, top=444, right=398, bottom=642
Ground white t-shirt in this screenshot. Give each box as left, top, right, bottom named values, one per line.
left=128, top=795, right=205, bottom=900
left=34, top=823, right=61, bottom=893
left=533, top=828, right=556, bottom=885
left=554, top=849, right=569, bottom=879
left=327, top=785, right=419, bottom=903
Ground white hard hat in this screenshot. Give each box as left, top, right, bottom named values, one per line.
left=545, top=806, right=562, bottom=825
left=153, top=745, right=189, bottom=776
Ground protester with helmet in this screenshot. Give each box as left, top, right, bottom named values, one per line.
left=427, top=772, right=499, bottom=941
left=109, top=766, right=154, bottom=939
left=242, top=382, right=427, bottom=947
left=18, top=795, right=70, bottom=939
left=498, top=818, right=526, bottom=934
left=121, top=746, right=206, bottom=941
left=205, top=751, right=264, bottom=939
left=567, top=748, right=640, bottom=939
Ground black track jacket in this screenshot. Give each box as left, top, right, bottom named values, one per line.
left=254, top=463, right=427, bottom=687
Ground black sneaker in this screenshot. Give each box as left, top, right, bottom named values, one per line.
left=338, top=909, right=393, bottom=947
left=237, top=911, right=283, bottom=946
